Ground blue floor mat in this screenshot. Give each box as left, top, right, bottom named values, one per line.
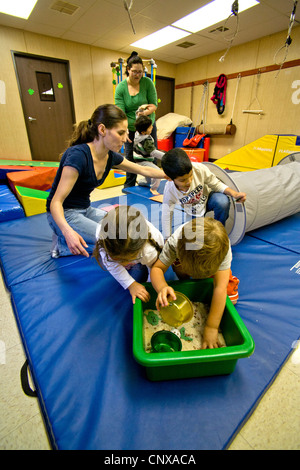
left=121, top=179, right=166, bottom=198
left=247, top=212, right=300, bottom=254
left=9, top=234, right=300, bottom=450
left=0, top=213, right=86, bottom=289
left=1, top=199, right=299, bottom=450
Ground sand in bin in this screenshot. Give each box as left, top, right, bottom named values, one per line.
left=143, top=301, right=226, bottom=352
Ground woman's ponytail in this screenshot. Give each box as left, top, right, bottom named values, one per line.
left=67, top=104, right=127, bottom=147
left=68, top=119, right=98, bottom=146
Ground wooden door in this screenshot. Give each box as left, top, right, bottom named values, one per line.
left=13, top=52, right=75, bottom=161
left=148, top=75, right=175, bottom=119
left=155, top=76, right=175, bottom=119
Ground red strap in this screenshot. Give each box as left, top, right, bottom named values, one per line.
left=211, top=74, right=227, bottom=114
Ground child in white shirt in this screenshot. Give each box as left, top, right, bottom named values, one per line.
left=161, top=148, right=246, bottom=239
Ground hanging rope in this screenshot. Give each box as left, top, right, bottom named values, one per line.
left=219, top=0, right=240, bottom=62
left=123, top=0, right=136, bottom=34
left=211, top=74, right=227, bottom=115
left=183, top=82, right=209, bottom=145
left=199, top=81, right=209, bottom=134
left=229, top=73, right=241, bottom=124
left=274, top=0, right=298, bottom=78
left=242, top=71, right=264, bottom=115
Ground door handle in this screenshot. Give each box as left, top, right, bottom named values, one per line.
left=28, top=116, right=37, bottom=121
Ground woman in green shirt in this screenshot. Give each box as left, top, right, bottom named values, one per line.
left=114, top=52, right=158, bottom=188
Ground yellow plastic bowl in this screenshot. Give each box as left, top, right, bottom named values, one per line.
left=160, top=291, right=193, bottom=328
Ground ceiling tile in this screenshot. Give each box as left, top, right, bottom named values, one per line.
left=0, top=0, right=297, bottom=64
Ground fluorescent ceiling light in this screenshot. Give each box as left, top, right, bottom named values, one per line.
left=131, top=25, right=191, bottom=51
left=0, top=0, right=38, bottom=19
left=172, top=0, right=259, bottom=33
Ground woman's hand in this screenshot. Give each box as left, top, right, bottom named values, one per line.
left=136, top=104, right=157, bottom=117
left=128, top=282, right=150, bottom=304
left=118, top=159, right=165, bottom=180
left=136, top=104, right=149, bottom=117
left=63, top=226, right=89, bottom=257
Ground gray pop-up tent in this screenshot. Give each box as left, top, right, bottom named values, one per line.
left=203, top=155, right=300, bottom=245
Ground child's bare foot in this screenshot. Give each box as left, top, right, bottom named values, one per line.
left=150, top=189, right=160, bottom=196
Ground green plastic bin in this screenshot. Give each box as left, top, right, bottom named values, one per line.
left=133, top=279, right=255, bottom=381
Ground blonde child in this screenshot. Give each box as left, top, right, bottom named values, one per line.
left=94, top=205, right=163, bottom=304
left=150, top=217, right=234, bottom=349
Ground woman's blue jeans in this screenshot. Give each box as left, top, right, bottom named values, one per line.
left=206, top=192, right=230, bottom=226
left=47, top=206, right=107, bottom=257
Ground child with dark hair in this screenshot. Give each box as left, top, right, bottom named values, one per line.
left=160, top=148, right=245, bottom=306
left=94, top=205, right=163, bottom=304
left=161, top=148, right=246, bottom=239
left=133, top=115, right=165, bottom=195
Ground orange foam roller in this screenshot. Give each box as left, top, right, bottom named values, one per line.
left=7, top=167, right=58, bottom=193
